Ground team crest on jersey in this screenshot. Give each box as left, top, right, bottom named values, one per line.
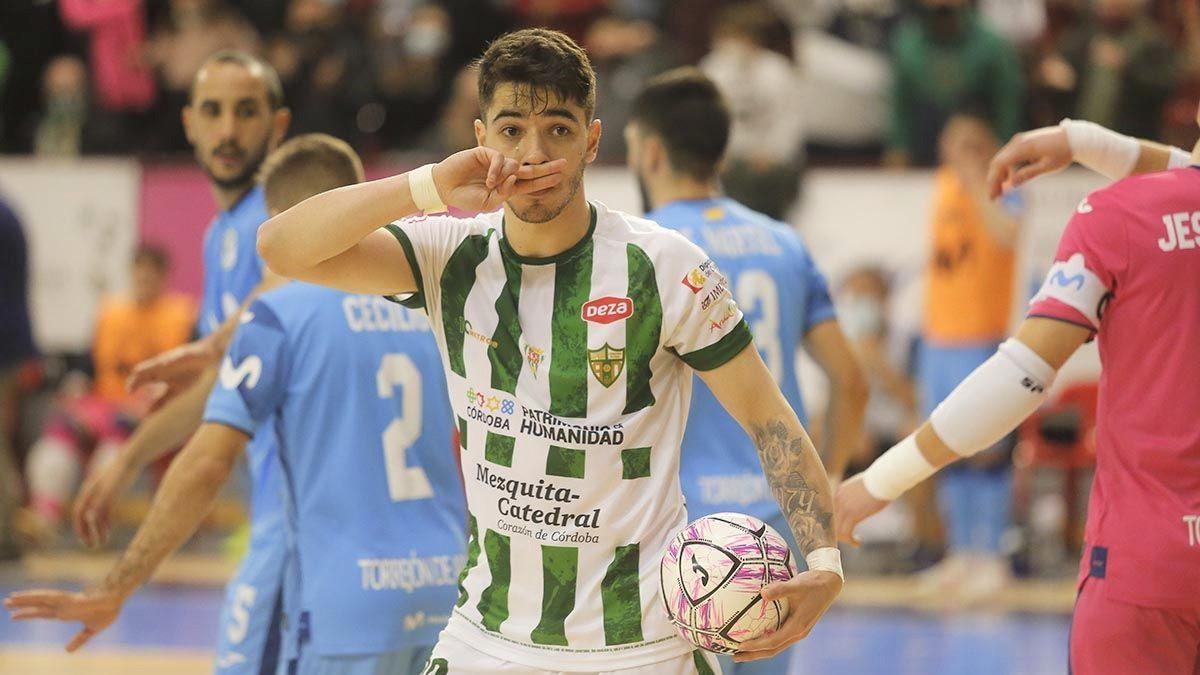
left=525, top=344, right=545, bottom=377
left=682, top=262, right=711, bottom=293
left=587, top=343, right=625, bottom=387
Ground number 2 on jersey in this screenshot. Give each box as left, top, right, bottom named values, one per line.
left=376, top=353, right=434, bottom=502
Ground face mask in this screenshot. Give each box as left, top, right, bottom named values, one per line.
left=839, top=295, right=885, bottom=339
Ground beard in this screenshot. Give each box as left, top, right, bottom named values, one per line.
left=199, top=137, right=271, bottom=191
left=508, top=160, right=586, bottom=224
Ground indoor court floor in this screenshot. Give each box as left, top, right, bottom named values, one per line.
left=0, top=553, right=1074, bottom=675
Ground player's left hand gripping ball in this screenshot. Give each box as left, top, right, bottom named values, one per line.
left=733, top=566, right=842, bottom=662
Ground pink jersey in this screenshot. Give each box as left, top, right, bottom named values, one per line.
left=1027, top=167, right=1200, bottom=610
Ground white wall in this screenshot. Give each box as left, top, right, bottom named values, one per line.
left=0, top=159, right=140, bottom=353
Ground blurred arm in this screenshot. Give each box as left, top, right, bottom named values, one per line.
left=803, top=321, right=868, bottom=479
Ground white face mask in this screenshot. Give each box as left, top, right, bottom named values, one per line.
left=839, top=294, right=885, bottom=339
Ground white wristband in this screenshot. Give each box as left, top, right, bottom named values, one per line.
left=1059, top=118, right=1139, bottom=180
left=861, top=434, right=936, bottom=501
left=804, top=547, right=843, bottom=582
left=1168, top=147, right=1191, bottom=170
left=409, top=163, right=448, bottom=213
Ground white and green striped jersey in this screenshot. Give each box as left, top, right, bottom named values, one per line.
left=387, top=201, right=752, bottom=671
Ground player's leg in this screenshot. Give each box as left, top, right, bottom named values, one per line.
left=214, top=539, right=286, bottom=675
left=1070, top=577, right=1200, bottom=674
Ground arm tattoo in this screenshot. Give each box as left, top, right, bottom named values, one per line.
left=751, top=418, right=835, bottom=555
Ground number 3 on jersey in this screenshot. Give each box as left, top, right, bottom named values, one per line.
left=376, top=353, right=433, bottom=502
left=736, top=270, right=783, bottom=381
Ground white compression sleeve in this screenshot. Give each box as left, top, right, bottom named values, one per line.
left=929, top=339, right=1055, bottom=457
left=1060, top=119, right=1139, bottom=180
left=1168, top=147, right=1192, bottom=169
left=861, top=434, right=937, bottom=501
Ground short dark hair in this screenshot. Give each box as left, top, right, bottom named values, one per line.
left=629, top=67, right=731, bottom=182
left=133, top=244, right=170, bottom=272
left=190, top=50, right=285, bottom=110
left=258, top=134, right=365, bottom=214
left=476, top=28, right=596, bottom=119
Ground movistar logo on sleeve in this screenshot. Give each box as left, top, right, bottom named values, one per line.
left=1050, top=269, right=1086, bottom=291
left=219, top=355, right=263, bottom=390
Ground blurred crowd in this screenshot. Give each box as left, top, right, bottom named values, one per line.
left=1, top=0, right=1197, bottom=177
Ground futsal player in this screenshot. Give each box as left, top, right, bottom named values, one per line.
left=836, top=113, right=1200, bottom=672
left=625, top=67, right=868, bottom=674
left=69, top=50, right=293, bottom=675
left=6, top=134, right=467, bottom=675
left=255, top=28, right=842, bottom=672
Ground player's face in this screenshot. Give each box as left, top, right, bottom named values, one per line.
left=131, top=260, right=166, bottom=305
left=183, top=63, right=288, bottom=191
left=475, top=83, right=600, bottom=224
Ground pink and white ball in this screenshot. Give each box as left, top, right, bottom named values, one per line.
left=659, top=512, right=797, bottom=654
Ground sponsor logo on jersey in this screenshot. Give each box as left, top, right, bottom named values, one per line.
left=588, top=343, right=625, bottom=387
left=1030, top=253, right=1107, bottom=327
left=465, top=388, right=516, bottom=429
left=1077, top=198, right=1093, bottom=214
left=219, top=355, right=263, bottom=390
left=581, top=296, right=634, bottom=324
left=682, top=260, right=718, bottom=293
left=707, top=299, right=738, bottom=333
left=463, top=319, right=499, bottom=348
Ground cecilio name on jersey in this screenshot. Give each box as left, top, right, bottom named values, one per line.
left=343, top=295, right=431, bottom=333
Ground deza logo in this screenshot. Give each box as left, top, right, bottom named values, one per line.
left=581, top=296, right=634, bottom=324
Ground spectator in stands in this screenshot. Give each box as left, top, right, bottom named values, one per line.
left=701, top=2, right=804, bottom=219
left=368, top=1, right=454, bottom=149
left=144, top=0, right=260, bottom=151
left=918, top=114, right=1022, bottom=603
left=0, top=192, right=36, bottom=560
left=57, top=0, right=156, bottom=117
left=588, top=13, right=675, bottom=162
left=31, top=56, right=91, bottom=157
left=1159, top=0, right=1200, bottom=150
left=268, top=0, right=370, bottom=143
left=415, top=64, right=480, bottom=155
left=887, top=0, right=1024, bottom=167
left=839, top=265, right=945, bottom=569
left=503, top=0, right=610, bottom=42
left=24, top=245, right=195, bottom=540
left=1034, top=0, right=1176, bottom=140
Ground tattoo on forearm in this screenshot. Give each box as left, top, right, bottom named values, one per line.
left=752, top=419, right=835, bottom=555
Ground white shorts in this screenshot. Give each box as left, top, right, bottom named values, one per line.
left=421, top=631, right=721, bottom=675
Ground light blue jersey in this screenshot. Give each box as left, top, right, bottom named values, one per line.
left=648, top=198, right=836, bottom=526
left=204, top=283, right=466, bottom=660
left=200, top=185, right=287, bottom=675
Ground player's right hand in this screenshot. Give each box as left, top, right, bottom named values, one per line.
left=986, top=126, right=1074, bottom=199
left=126, top=338, right=220, bottom=411
left=833, top=474, right=890, bottom=547
left=4, top=587, right=124, bottom=652
left=432, top=147, right=567, bottom=213
left=72, top=456, right=135, bottom=548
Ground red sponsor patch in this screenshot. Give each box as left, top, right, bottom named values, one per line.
left=581, top=296, right=634, bottom=324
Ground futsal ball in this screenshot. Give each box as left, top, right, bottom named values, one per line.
left=659, top=512, right=797, bottom=654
